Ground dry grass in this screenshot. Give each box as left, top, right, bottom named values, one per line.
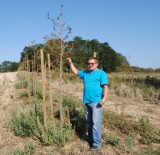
left=0, top=72, right=160, bottom=155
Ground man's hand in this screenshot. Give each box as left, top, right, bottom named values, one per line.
left=100, top=85, right=109, bottom=105
left=100, top=98, right=106, bottom=105
left=66, top=58, right=72, bottom=64
left=66, top=58, right=78, bottom=75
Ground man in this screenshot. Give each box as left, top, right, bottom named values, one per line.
left=67, top=57, right=109, bottom=150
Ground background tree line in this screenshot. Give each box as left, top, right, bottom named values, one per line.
left=0, top=61, right=19, bottom=72
left=1, top=36, right=160, bottom=73
left=20, top=36, right=129, bottom=73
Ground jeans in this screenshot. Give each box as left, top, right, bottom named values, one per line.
left=85, top=102, right=102, bottom=147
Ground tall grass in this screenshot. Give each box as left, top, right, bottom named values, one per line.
left=109, top=74, right=160, bottom=104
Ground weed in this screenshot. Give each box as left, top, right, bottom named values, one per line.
left=4, top=142, right=36, bottom=155
left=20, top=90, right=28, bottom=98
left=103, top=111, right=136, bottom=136
left=103, top=111, right=160, bottom=146
left=125, top=135, right=135, bottom=153
left=62, top=94, right=86, bottom=137
left=15, top=80, right=28, bottom=89
left=106, top=134, right=120, bottom=147
left=133, top=149, right=160, bottom=155
left=138, top=116, right=160, bottom=145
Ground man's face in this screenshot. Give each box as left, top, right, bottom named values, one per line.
left=88, top=59, right=98, bottom=71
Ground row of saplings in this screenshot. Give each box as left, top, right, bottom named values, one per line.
left=9, top=79, right=160, bottom=154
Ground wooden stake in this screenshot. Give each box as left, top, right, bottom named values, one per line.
left=40, top=49, right=46, bottom=128
left=48, top=53, right=54, bottom=122
left=27, top=60, right=30, bottom=100
left=93, top=52, right=96, bottom=58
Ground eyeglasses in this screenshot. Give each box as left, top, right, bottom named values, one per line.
left=87, top=62, right=97, bottom=65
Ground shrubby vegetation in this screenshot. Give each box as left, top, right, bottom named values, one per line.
left=10, top=98, right=74, bottom=146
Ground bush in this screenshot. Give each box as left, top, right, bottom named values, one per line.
left=4, top=142, right=36, bottom=155
left=138, top=116, right=160, bottom=145
left=20, top=91, right=28, bottom=98
left=103, top=111, right=160, bottom=145
left=34, top=120, right=74, bottom=146
left=15, top=80, right=28, bottom=89
left=62, top=94, right=86, bottom=137
left=103, top=111, right=137, bottom=136
left=105, top=134, right=120, bottom=147
left=9, top=99, right=74, bottom=146
left=10, top=109, right=37, bottom=136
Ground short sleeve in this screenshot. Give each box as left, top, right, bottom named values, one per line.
left=100, top=71, right=108, bottom=85
left=78, top=70, right=84, bottom=79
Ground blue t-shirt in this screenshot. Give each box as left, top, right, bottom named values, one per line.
left=78, top=69, right=108, bottom=104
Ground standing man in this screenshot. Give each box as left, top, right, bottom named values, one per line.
left=67, top=57, right=109, bottom=150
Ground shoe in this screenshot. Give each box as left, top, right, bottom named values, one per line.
left=90, top=146, right=100, bottom=150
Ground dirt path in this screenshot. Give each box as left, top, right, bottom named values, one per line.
left=0, top=72, right=17, bottom=150
left=0, top=72, right=27, bottom=154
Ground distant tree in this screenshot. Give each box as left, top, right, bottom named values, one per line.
left=98, top=44, right=118, bottom=72
left=155, top=68, right=160, bottom=73
left=20, top=44, right=43, bottom=71
left=116, top=53, right=129, bottom=66
left=10, top=62, right=20, bottom=71
left=20, top=44, right=43, bottom=62
left=0, top=61, right=19, bottom=72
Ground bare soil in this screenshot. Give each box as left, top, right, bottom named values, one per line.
left=0, top=72, right=159, bottom=155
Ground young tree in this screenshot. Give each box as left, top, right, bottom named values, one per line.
left=47, top=5, right=72, bottom=124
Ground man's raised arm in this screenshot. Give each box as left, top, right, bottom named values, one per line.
left=66, top=58, right=78, bottom=75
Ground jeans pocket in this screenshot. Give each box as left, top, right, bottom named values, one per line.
left=96, top=103, right=102, bottom=108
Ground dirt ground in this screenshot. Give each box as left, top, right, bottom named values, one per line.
left=63, top=78, right=160, bottom=130
left=0, top=72, right=159, bottom=155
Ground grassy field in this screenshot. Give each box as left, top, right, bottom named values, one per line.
left=0, top=72, right=160, bottom=155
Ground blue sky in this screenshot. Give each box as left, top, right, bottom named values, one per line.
left=0, top=0, right=160, bottom=69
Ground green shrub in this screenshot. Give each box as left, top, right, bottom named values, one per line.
left=103, top=111, right=160, bottom=145
left=138, top=116, right=160, bottom=145
left=35, top=86, right=49, bottom=100
left=4, top=142, right=36, bottom=155
left=34, top=120, right=74, bottom=146
left=20, top=91, right=28, bottom=98
left=10, top=109, right=37, bottom=136
left=9, top=100, right=74, bottom=146
left=15, top=80, right=28, bottom=89
left=62, top=95, right=77, bottom=108
left=62, top=94, right=86, bottom=136
left=125, top=135, right=135, bottom=153
left=103, top=111, right=136, bottom=136
left=106, top=134, right=120, bottom=147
